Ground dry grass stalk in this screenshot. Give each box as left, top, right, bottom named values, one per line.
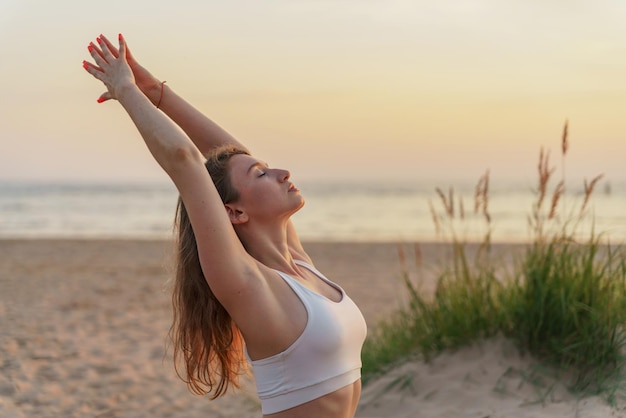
left=537, top=147, right=556, bottom=212
left=413, top=243, right=422, bottom=270
left=561, top=120, right=569, bottom=200
left=474, top=178, right=482, bottom=214
left=435, top=187, right=454, bottom=218
left=449, top=187, right=454, bottom=218
left=397, top=243, right=408, bottom=275
left=435, top=188, right=446, bottom=214
left=482, top=171, right=491, bottom=223
left=474, top=170, right=491, bottom=223
left=429, top=200, right=441, bottom=236
left=548, top=180, right=565, bottom=220
left=459, top=197, right=465, bottom=221
left=561, top=119, right=569, bottom=156
left=581, top=174, right=604, bottom=215
left=478, top=232, right=492, bottom=258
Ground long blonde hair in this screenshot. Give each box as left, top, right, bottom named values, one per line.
left=169, top=145, right=250, bottom=398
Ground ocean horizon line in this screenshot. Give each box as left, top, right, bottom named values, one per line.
left=1, top=178, right=624, bottom=244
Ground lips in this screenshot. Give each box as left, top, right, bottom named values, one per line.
left=288, top=183, right=299, bottom=192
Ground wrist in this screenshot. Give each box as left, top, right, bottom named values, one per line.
left=144, top=79, right=165, bottom=106
left=155, top=81, right=167, bottom=109
left=115, top=82, right=142, bottom=103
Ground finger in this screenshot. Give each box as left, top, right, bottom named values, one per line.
left=83, top=61, right=104, bottom=76
left=99, top=34, right=119, bottom=59
left=88, top=42, right=108, bottom=68
left=97, top=92, right=112, bottom=103
left=82, top=59, right=103, bottom=73
left=117, top=34, right=137, bottom=64
left=97, top=37, right=115, bottom=63
left=88, top=39, right=107, bottom=63
left=118, top=34, right=128, bottom=61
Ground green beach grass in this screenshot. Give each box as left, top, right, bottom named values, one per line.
left=361, top=121, right=626, bottom=403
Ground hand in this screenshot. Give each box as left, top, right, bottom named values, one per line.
left=88, top=34, right=161, bottom=104
left=83, top=34, right=135, bottom=102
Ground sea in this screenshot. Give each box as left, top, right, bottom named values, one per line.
left=1, top=179, right=625, bottom=244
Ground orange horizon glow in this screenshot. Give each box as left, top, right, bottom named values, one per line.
left=1, top=1, right=625, bottom=184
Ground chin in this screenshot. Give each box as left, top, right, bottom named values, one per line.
left=291, top=197, right=305, bottom=214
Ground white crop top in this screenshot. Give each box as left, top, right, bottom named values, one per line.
left=246, top=260, right=367, bottom=415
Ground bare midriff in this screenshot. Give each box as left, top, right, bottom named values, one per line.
left=263, top=380, right=361, bottom=418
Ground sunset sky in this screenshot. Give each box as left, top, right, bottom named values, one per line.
left=1, top=0, right=625, bottom=186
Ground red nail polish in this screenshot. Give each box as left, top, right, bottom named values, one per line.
left=88, top=44, right=93, bottom=52
left=82, top=61, right=88, bottom=69
left=96, top=37, right=101, bottom=44
left=97, top=97, right=106, bottom=103
left=118, top=33, right=122, bottom=41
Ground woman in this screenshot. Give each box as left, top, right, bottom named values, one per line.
left=83, top=34, right=367, bottom=417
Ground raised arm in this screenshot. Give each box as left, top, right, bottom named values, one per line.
left=83, top=35, right=258, bottom=301
left=95, top=34, right=247, bottom=157
left=93, top=34, right=309, bottom=263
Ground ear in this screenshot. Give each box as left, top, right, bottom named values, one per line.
left=225, top=204, right=249, bottom=225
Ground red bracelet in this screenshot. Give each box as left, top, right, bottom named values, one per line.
left=156, top=81, right=167, bottom=109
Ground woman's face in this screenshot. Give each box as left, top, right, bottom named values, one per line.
left=226, top=154, right=304, bottom=222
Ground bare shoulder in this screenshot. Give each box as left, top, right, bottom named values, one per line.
left=205, top=256, right=273, bottom=311
left=223, top=261, right=310, bottom=359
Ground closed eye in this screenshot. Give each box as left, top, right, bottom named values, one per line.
left=248, top=161, right=270, bottom=177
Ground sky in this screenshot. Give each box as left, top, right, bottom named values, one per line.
left=1, top=0, right=626, bottom=187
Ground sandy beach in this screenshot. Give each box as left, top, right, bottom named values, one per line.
left=1, top=239, right=624, bottom=417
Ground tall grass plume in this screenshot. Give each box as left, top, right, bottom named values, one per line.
left=361, top=120, right=626, bottom=402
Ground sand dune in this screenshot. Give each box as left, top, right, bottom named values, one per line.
left=357, top=337, right=623, bottom=418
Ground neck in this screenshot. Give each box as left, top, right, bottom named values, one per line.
left=236, top=219, right=297, bottom=273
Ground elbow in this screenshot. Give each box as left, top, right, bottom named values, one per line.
left=163, top=145, right=204, bottom=173
left=172, top=145, right=202, bottom=163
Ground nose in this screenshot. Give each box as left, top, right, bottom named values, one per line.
left=276, top=168, right=290, bottom=182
